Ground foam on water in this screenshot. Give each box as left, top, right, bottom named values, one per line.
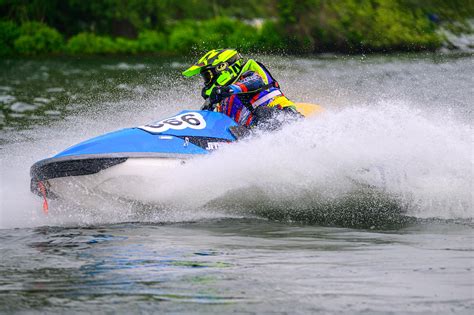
left=0, top=98, right=472, bottom=229
left=135, top=102, right=472, bottom=222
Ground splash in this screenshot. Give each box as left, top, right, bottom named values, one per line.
left=1, top=100, right=471, bottom=229
left=143, top=103, right=472, bottom=224
left=1, top=52, right=474, bottom=229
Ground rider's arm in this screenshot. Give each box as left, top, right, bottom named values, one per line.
left=228, top=71, right=265, bottom=94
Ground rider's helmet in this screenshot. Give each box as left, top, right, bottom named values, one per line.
left=182, top=49, right=244, bottom=98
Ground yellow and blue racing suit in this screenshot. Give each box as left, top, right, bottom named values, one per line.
left=214, top=60, right=297, bottom=127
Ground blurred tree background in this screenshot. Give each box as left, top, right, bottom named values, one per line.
left=0, top=0, right=473, bottom=56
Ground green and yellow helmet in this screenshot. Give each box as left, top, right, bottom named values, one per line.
left=182, top=49, right=244, bottom=98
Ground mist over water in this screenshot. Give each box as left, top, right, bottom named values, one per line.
left=1, top=54, right=473, bottom=228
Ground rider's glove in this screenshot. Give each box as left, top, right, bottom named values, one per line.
left=201, top=99, right=215, bottom=111
left=210, top=86, right=233, bottom=104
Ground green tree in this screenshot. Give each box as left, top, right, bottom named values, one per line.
left=0, top=20, right=20, bottom=55
left=14, top=21, right=64, bottom=55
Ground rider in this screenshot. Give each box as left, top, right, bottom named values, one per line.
left=182, top=49, right=300, bottom=128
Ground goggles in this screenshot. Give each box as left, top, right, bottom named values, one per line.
left=200, top=68, right=215, bottom=87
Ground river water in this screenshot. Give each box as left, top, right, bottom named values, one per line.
left=0, top=53, right=473, bottom=314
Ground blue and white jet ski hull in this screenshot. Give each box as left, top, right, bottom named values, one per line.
left=30, top=110, right=240, bottom=201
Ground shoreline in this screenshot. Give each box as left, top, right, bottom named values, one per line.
left=1, top=49, right=472, bottom=60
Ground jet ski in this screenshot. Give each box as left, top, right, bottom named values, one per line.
left=30, top=103, right=323, bottom=212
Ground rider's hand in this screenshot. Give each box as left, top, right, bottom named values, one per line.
left=210, top=86, right=233, bottom=104
left=201, top=99, right=212, bottom=110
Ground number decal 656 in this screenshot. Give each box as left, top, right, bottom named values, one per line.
left=140, top=112, right=207, bottom=133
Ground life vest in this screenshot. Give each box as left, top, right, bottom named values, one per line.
left=216, top=60, right=296, bottom=126
left=236, top=60, right=294, bottom=112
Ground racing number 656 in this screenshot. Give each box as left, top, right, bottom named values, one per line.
left=180, top=114, right=201, bottom=126
left=143, top=112, right=207, bottom=133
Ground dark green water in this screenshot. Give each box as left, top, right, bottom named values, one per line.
left=0, top=54, right=473, bottom=314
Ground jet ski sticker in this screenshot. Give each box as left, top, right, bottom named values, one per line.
left=140, top=112, right=207, bottom=134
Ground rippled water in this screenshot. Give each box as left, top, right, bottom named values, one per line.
left=0, top=53, right=473, bottom=314
left=1, top=220, right=472, bottom=314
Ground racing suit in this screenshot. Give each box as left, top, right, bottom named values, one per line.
left=212, top=60, right=298, bottom=127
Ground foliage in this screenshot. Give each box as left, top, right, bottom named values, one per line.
left=168, top=21, right=200, bottom=53
left=0, top=0, right=472, bottom=56
left=169, top=18, right=259, bottom=53
left=0, top=20, right=20, bottom=56
left=0, top=0, right=275, bottom=36
left=199, top=17, right=258, bottom=51
left=66, top=33, right=118, bottom=54
left=256, top=20, right=287, bottom=53
left=278, top=0, right=444, bottom=53
left=136, top=30, right=167, bottom=52
left=66, top=30, right=167, bottom=54
left=402, top=0, right=474, bottom=32
left=277, top=0, right=317, bottom=53
left=366, top=1, right=442, bottom=50
left=13, top=21, right=64, bottom=55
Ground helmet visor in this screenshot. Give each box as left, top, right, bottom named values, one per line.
left=200, top=69, right=214, bottom=87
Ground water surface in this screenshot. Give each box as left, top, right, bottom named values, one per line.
left=0, top=53, right=473, bottom=314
